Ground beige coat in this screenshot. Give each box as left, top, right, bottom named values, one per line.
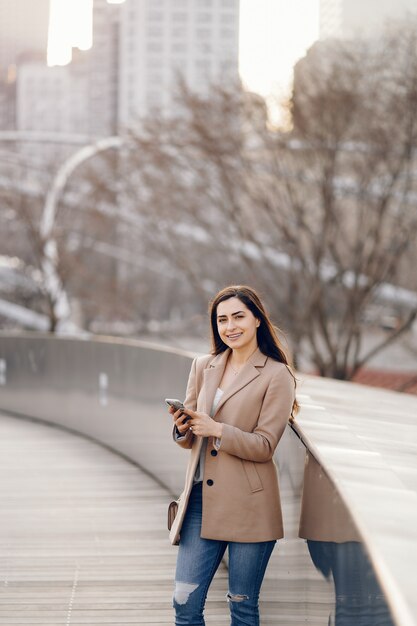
left=169, top=348, right=295, bottom=545
left=299, top=451, right=360, bottom=543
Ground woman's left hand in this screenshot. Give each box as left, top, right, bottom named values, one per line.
left=184, top=408, right=223, bottom=439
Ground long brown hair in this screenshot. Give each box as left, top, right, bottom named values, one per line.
left=209, top=285, right=299, bottom=419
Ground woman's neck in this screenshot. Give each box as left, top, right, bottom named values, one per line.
left=230, top=343, right=258, bottom=367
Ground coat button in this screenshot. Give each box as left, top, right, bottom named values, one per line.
left=206, top=479, right=214, bottom=486
left=210, top=450, right=218, bottom=457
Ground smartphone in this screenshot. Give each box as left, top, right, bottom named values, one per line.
left=165, top=398, right=191, bottom=423
left=165, top=398, right=184, bottom=411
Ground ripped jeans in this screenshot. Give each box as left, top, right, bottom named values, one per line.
left=173, top=482, right=276, bottom=626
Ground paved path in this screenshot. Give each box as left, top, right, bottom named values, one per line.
left=0, top=413, right=230, bottom=625
left=0, top=412, right=331, bottom=625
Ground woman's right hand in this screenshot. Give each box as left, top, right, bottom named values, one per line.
left=169, top=406, right=192, bottom=436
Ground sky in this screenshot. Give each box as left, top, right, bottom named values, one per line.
left=47, top=0, right=320, bottom=98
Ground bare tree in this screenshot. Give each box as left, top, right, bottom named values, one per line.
left=97, top=24, right=417, bottom=379
left=0, top=167, right=64, bottom=331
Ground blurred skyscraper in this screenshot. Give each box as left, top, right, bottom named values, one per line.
left=16, top=51, right=89, bottom=134
left=1, top=0, right=240, bottom=140
left=0, top=0, right=50, bottom=79
left=88, top=0, right=121, bottom=136
left=117, top=0, right=240, bottom=129
left=0, top=0, right=50, bottom=132
left=320, top=0, right=416, bottom=39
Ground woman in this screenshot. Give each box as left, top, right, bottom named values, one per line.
left=168, top=285, right=297, bottom=626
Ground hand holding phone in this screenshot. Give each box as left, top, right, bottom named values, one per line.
left=165, top=398, right=191, bottom=423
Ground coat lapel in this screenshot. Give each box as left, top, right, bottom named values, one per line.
left=203, top=347, right=268, bottom=418
left=202, top=349, right=230, bottom=414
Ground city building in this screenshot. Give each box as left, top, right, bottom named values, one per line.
left=15, top=51, right=89, bottom=162
left=88, top=0, right=122, bottom=137
left=0, top=0, right=50, bottom=80
left=2, top=0, right=241, bottom=141
left=16, top=53, right=89, bottom=136
left=118, top=0, right=240, bottom=129
left=320, top=0, right=417, bottom=39
left=0, top=0, right=50, bottom=130
left=16, top=62, right=68, bottom=134
left=0, top=78, right=16, bottom=131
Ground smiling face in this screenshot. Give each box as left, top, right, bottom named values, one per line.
left=216, top=297, right=260, bottom=353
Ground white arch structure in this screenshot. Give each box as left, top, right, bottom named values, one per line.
left=39, top=136, right=124, bottom=331
left=40, top=136, right=123, bottom=240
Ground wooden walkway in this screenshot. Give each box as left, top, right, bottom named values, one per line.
left=0, top=412, right=232, bottom=625
left=0, top=412, right=331, bottom=625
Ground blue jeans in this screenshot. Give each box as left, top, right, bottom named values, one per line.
left=173, top=482, right=276, bottom=626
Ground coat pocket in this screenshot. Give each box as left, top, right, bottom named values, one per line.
left=241, top=460, right=263, bottom=493
left=168, top=500, right=179, bottom=531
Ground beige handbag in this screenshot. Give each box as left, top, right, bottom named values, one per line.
left=168, top=499, right=179, bottom=531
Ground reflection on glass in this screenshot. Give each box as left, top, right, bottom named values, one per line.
left=299, top=452, right=395, bottom=626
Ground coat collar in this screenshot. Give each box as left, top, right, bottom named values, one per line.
left=203, top=347, right=267, bottom=417
left=208, top=347, right=267, bottom=369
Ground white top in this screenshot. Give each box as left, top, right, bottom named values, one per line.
left=212, top=387, right=224, bottom=414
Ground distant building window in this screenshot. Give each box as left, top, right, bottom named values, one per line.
left=147, top=73, right=163, bottom=85
left=221, top=13, right=236, bottom=24
left=171, top=64, right=186, bottom=87
left=147, top=41, right=163, bottom=53
left=195, top=59, right=209, bottom=71
left=197, top=42, right=211, bottom=53
left=171, top=59, right=186, bottom=71
left=172, top=12, right=187, bottom=22
left=197, top=12, right=212, bottom=22
left=196, top=28, right=210, bottom=39
left=172, top=42, right=187, bottom=53
left=148, top=11, right=163, bottom=22
left=172, top=27, right=187, bottom=38
left=219, top=60, right=236, bottom=73
left=148, top=53, right=163, bottom=64
left=146, top=90, right=162, bottom=106
left=220, top=28, right=234, bottom=38
left=148, top=27, right=163, bottom=37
